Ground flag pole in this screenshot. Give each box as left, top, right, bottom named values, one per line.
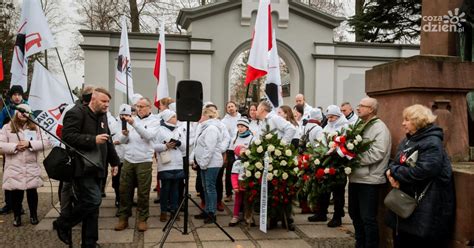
left=125, top=60, right=129, bottom=104
left=243, top=82, right=251, bottom=112
left=54, top=48, right=75, bottom=102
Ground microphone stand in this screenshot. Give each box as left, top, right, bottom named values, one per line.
left=22, top=112, right=101, bottom=168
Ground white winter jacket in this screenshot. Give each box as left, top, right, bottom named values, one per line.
left=221, top=113, right=241, bottom=149
left=117, top=114, right=160, bottom=163
left=261, top=112, right=297, bottom=143
left=193, top=118, right=224, bottom=170
left=153, top=124, right=186, bottom=172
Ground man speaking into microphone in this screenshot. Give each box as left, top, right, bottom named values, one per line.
left=53, top=87, right=120, bottom=247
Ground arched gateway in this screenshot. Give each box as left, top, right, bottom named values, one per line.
left=80, top=0, right=419, bottom=114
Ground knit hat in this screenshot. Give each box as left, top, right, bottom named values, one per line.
left=161, top=109, right=176, bottom=122
left=237, top=118, right=250, bottom=129
left=119, top=104, right=132, bottom=115
left=16, top=103, right=31, bottom=114
left=309, top=108, right=323, bottom=121
left=326, top=105, right=342, bottom=117
left=9, top=85, right=24, bottom=96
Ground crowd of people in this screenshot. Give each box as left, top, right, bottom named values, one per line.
left=0, top=85, right=455, bottom=248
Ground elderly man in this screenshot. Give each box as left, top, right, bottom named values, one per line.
left=341, top=102, right=359, bottom=125
left=349, top=97, right=391, bottom=248
left=295, top=94, right=313, bottom=120
left=256, top=100, right=297, bottom=143
left=53, top=88, right=120, bottom=247
left=115, top=97, right=159, bottom=232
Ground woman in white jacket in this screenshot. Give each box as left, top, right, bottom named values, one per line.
left=153, top=110, right=186, bottom=222
left=192, top=107, right=223, bottom=223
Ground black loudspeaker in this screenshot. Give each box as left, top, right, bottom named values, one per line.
left=176, top=80, right=203, bottom=121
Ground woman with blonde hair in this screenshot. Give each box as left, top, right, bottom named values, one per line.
left=0, top=104, right=51, bottom=226
left=386, top=104, right=455, bottom=247
left=192, top=106, right=224, bottom=223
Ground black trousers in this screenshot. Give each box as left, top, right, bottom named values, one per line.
left=393, top=230, right=449, bottom=248
left=348, top=183, right=381, bottom=248
left=11, top=189, right=37, bottom=217
left=112, top=163, right=123, bottom=202
left=316, top=178, right=347, bottom=218
left=57, top=176, right=102, bottom=247
left=224, top=150, right=235, bottom=197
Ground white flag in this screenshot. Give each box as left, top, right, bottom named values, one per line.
left=153, top=18, right=169, bottom=108
left=265, top=29, right=283, bottom=109
left=10, top=0, right=56, bottom=90
left=29, top=61, right=76, bottom=131
left=115, top=16, right=134, bottom=100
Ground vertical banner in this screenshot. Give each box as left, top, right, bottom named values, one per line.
left=260, top=151, right=270, bottom=233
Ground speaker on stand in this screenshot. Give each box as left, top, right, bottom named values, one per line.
left=159, top=80, right=234, bottom=247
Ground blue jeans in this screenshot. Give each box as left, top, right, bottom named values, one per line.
left=159, top=170, right=184, bottom=213
left=200, top=167, right=220, bottom=215
left=348, top=183, right=381, bottom=248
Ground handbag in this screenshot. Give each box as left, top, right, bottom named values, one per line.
left=159, top=150, right=172, bottom=164
left=43, top=147, right=74, bottom=182
left=384, top=181, right=432, bottom=219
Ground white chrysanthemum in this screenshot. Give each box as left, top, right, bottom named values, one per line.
left=329, top=132, right=338, bottom=137
left=268, top=157, right=273, bottom=163
left=282, top=172, right=289, bottom=180
left=293, top=157, right=299, bottom=164
left=257, top=146, right=264, bottom=153
left=255, top=162, right=263, bottom=170
left=314, top=159, right=321, bottom=165
left=280, top=160, right=287, bottom=166
left=353, top=140, right=359, bottom=145
left=324, top=168, right=330, bottom=174
left=245, top=170, right=252, bottom=177
left=347, top=143, right=354, bottom=150
left=328, top=141, right=336, bottom=148
left=285, top=150, right=292, bottom=156
left=273, top=170, right=279, bottom=176
left=255, top=171, right=261, bottom=179
left=267, top=164, right=273, bottom=171
left=267, top=173, right=274, bottom=181
left=293, top=167, right=299, bottom=173
left=306, top=142, right=311, bottom=147
left=243, top=162, right=250, bottom=168
left=317, top=136, right=323, bottom=142
left=280, top=140, right=287, bottom=146
left=344, top=167, right=352, bottom=175
left=245, top=150, right=251, bottom=156
left=267, top=145, right=275, bottom=152
left=254, top=139, right=262, bottom=145
left=356, top=135, right=363, bottom=142
left=265, top=133, right=273, bottom=140
left=274, top=149, right=282, bottom=156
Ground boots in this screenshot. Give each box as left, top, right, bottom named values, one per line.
left=114, top=218, right=128, bottom=231
left=30, top=214, right=39, bottom=225
left=13, top=215, right=21, bottom=227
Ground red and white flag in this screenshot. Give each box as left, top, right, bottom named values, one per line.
left=0, top=54, right=4, bottom=82
left=115, top=16, right=134, bottom=101
left=153, top=19, right=169, bottom=108
left=265, top=29, right=283, bottom=109
left=10, top=0, right=56, bottom=89
left=244, top=0, right=272, bottom=86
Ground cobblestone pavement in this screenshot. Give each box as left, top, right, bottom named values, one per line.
left=0, top=160, right=355, bottom=248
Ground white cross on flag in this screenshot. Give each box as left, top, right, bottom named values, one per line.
left=153, top=19, right=169, bottom=108
left=244, top=0, right=272, bottom=86
left=10, top=0, right=56, bottom=90
left=115, top=16, right=134, bottom=101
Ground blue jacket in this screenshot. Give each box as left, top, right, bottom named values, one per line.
left=386, top=124, right=455, bottom=239
left=0, top=100, right=28, bottom=128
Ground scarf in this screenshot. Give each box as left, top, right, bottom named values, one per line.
left=160, top=119, right=176, bottom=131
left=238, top=130, right=252, bottom=138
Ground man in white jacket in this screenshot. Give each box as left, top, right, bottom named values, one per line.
left=341, top=102, right=359, bottom=125
left=256, top=100, right=297, bottom=143
left=221, top=101, right=241, bottom=202
left=114, top=97, right=159, bottom=232
left=295, top=94, right=313, bottom=120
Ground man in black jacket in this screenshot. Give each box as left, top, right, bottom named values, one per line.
left=53, top=87, right=120, bottom=248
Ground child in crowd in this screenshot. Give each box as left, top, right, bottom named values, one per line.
left=229, top=118, right=253, bottom=226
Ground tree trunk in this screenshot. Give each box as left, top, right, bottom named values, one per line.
left=129, top=0, right=140, bottom=32
left=355, top=0, right=365, bottom=42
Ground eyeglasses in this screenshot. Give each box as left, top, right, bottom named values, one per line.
left=357, top=104, right=371, bottom=108
left=135, top=105, right=150, bottom=109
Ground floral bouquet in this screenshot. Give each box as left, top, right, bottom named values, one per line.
left=240, top=127, right=299, bottom=219
left=297, top=119, right=376, bottom=207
